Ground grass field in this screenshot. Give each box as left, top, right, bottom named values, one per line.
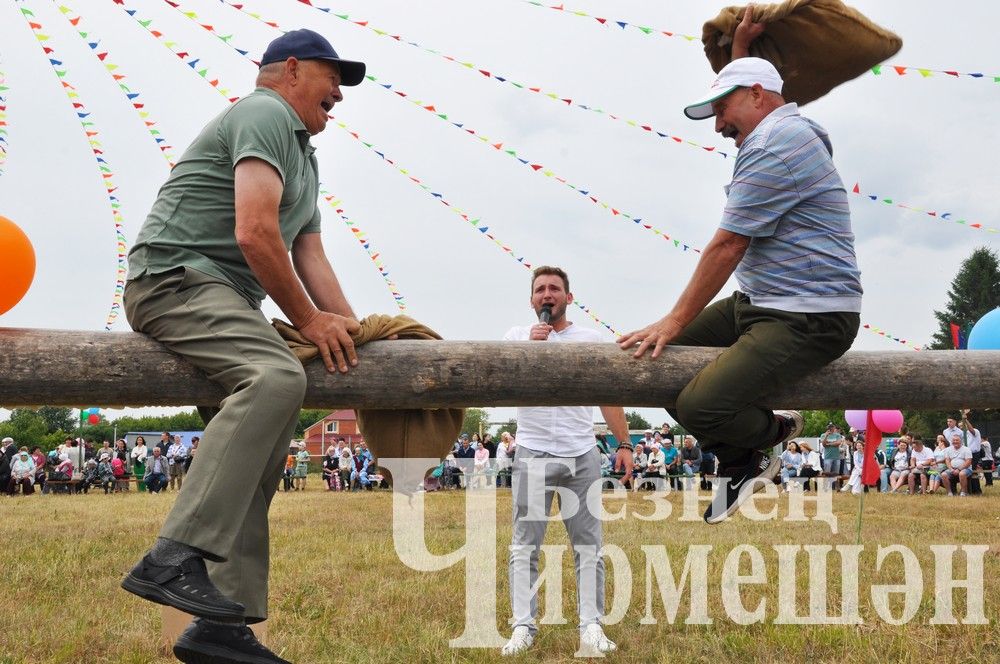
left=2, top=479, right=998, bottom=663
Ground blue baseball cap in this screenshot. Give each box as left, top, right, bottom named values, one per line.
left=260, top=29, right=366, bottom=86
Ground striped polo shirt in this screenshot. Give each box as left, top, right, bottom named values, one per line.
left=721, top=103, right=862, bottom=313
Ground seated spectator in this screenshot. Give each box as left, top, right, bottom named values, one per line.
left=337, top=448, right=353, bottom=491
left=80, top=459, right=100, bottom=494
left=632, top=444, right=647, bottom=477
left=350, top=445, right=371, bottom=491
left=927, top=436, right=948, bottom=494
left=638, top=443, right=666, bottom=492
left=96, top=454, right=116, bottom=494
left=453, top=435, right=476, bottom=489
left=888, top=440, right=910, bottom=493
left=441, top=453, right=463, bottom=489
left=679, top=436, right=701, bottom=483
left=840, top=442, right=864, bottom=495
left=30, top=446, right=47, bottom=493
left=110, top=454, right=127, bottom=490
left=907, top=438, right=934, bottom=495
left=797, top=442, right=821, bottom=491
left=51, top=453, right=74, bottom=482
left=9, top=448, right=36, bottom=495
left=940, top=434, right=974, bottom=497
left=0, top=438, right=15, bottom=494
left=779, top=441, right=803, bottom=492
left=144, top=447, right=169, bottom=493
left=875, top=446, right=890, bottom=493
left=472, top=440, right=490, bottom=489
left=322, top=446, right=340, bottom=491
left=661, top=441, right=679, bottom=479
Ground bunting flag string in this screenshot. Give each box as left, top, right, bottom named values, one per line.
left=318, top=188, right=408, bottom=312
left=161, top=1, right=616, bottom=331
left=861, top=323, right=923, bottom=351
left=851, top=183, right=999, bottom=235
left=329, top=116, right=619, bottom=335
left=0, top=60, right=8, bottom=177
left=870, top=63, right=1000, bottom=83
left=522, top=1, right=1000, bottom=85
left=220, top=0, right=732, bottom=160
left=111, top=0, right=238, bottom=103
left=363, top=72, right=701, bottom=254
left=210, top=2, right=701, bottom=254
left=54, top=1, right=176, bottom=167
left=17, top=0, right=128, bottom=330
left=520, top=0, right=702, bottom=41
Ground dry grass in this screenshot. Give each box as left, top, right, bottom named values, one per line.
left=2, top=480, right=998, bottom=663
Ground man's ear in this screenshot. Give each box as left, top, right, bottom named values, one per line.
left=566, top=291, right=574, bottom=305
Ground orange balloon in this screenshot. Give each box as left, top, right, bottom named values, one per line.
left=0, top=215, right=36, bottom=316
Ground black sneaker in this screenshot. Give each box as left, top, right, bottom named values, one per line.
left=703, top=450, right=780, bottom=524
left=121, top=554, right=245, bottom=620
left=173, top=618, right=291, bottom=664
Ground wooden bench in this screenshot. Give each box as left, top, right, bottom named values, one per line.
left=44, top=479, right=84, bottom=494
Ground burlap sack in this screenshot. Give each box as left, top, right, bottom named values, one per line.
left=703, top=0, right=902, bottom=105
left=273, top=314, right=463, bottom=463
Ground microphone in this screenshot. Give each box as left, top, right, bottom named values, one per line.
left=538, top=304, right=553, bottom=324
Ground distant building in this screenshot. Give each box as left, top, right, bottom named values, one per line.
left=302, top=410, right=363, bottom=457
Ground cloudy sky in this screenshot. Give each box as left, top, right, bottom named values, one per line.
left=1, top=0, right=997, bottom=425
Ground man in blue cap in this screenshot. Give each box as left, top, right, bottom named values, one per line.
left=121, top=29, right=365, bottom=663
left=619, top=14, right=862, bottom=525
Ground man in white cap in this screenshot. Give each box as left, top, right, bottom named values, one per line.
left=619, top=28, right=862, bottom=523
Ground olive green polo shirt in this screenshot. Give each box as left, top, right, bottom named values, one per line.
left=127, top=87, right=322, bottom=306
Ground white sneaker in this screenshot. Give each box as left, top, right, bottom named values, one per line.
left=579, top=624, right=617, bottom=654
left=501, top=626, right=534, bottom=656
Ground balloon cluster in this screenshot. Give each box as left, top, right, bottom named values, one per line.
left=82, top=407, right=102, bottom=425
left=844, top=409, right=904, bottom=433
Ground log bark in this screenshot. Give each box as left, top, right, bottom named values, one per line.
left=1, top=327, right=997, bottom=410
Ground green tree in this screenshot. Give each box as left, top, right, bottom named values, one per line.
left=36, top=406, right=75, bottom=434
left=296, top=409, right=330, bottom=437
left=800, top=409, right=848, bottom=437
left=495, top=418, right=517, bottom=438
left=930, top=247, right=1000, bottom=349
left=0, top=409, right=49, bottom=446
left=462, top=408, right=490, bottom=437
left=625, top=410, right=651, bottom=431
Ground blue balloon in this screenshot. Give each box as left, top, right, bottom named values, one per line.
left=968, top=308, right=1000, bottom=350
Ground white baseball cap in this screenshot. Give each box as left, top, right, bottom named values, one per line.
left=683, top=57, right=784, bottom=120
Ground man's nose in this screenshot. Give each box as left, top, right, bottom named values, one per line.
left=714, top=115, right=725, bottom=133
left=331, top=85, right=343, bottom=103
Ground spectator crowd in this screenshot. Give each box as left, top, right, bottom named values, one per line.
left=4, top=416, right=993, bottom=499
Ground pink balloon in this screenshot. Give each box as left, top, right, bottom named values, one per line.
left=844, top=410, right=868, bottom=430
left=871, top=410, right=904, bottom=433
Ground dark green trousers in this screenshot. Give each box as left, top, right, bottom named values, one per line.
left=668, top=292, right=859, bottom=466
left=125, top=268, right=307, bottom=622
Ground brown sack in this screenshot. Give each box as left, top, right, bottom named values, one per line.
left=272, top=314, right=463, bottom=463
left=703, top=0, right=902, bottom=105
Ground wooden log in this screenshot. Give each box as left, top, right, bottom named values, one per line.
left=1, top=327, right=997, bottom=410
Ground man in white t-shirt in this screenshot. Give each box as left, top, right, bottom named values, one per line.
left=907, top=438, right=935, bottom=495
left=500, top=266, right=632, bottom=657
left=941, top=434, right=974, bottom=497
